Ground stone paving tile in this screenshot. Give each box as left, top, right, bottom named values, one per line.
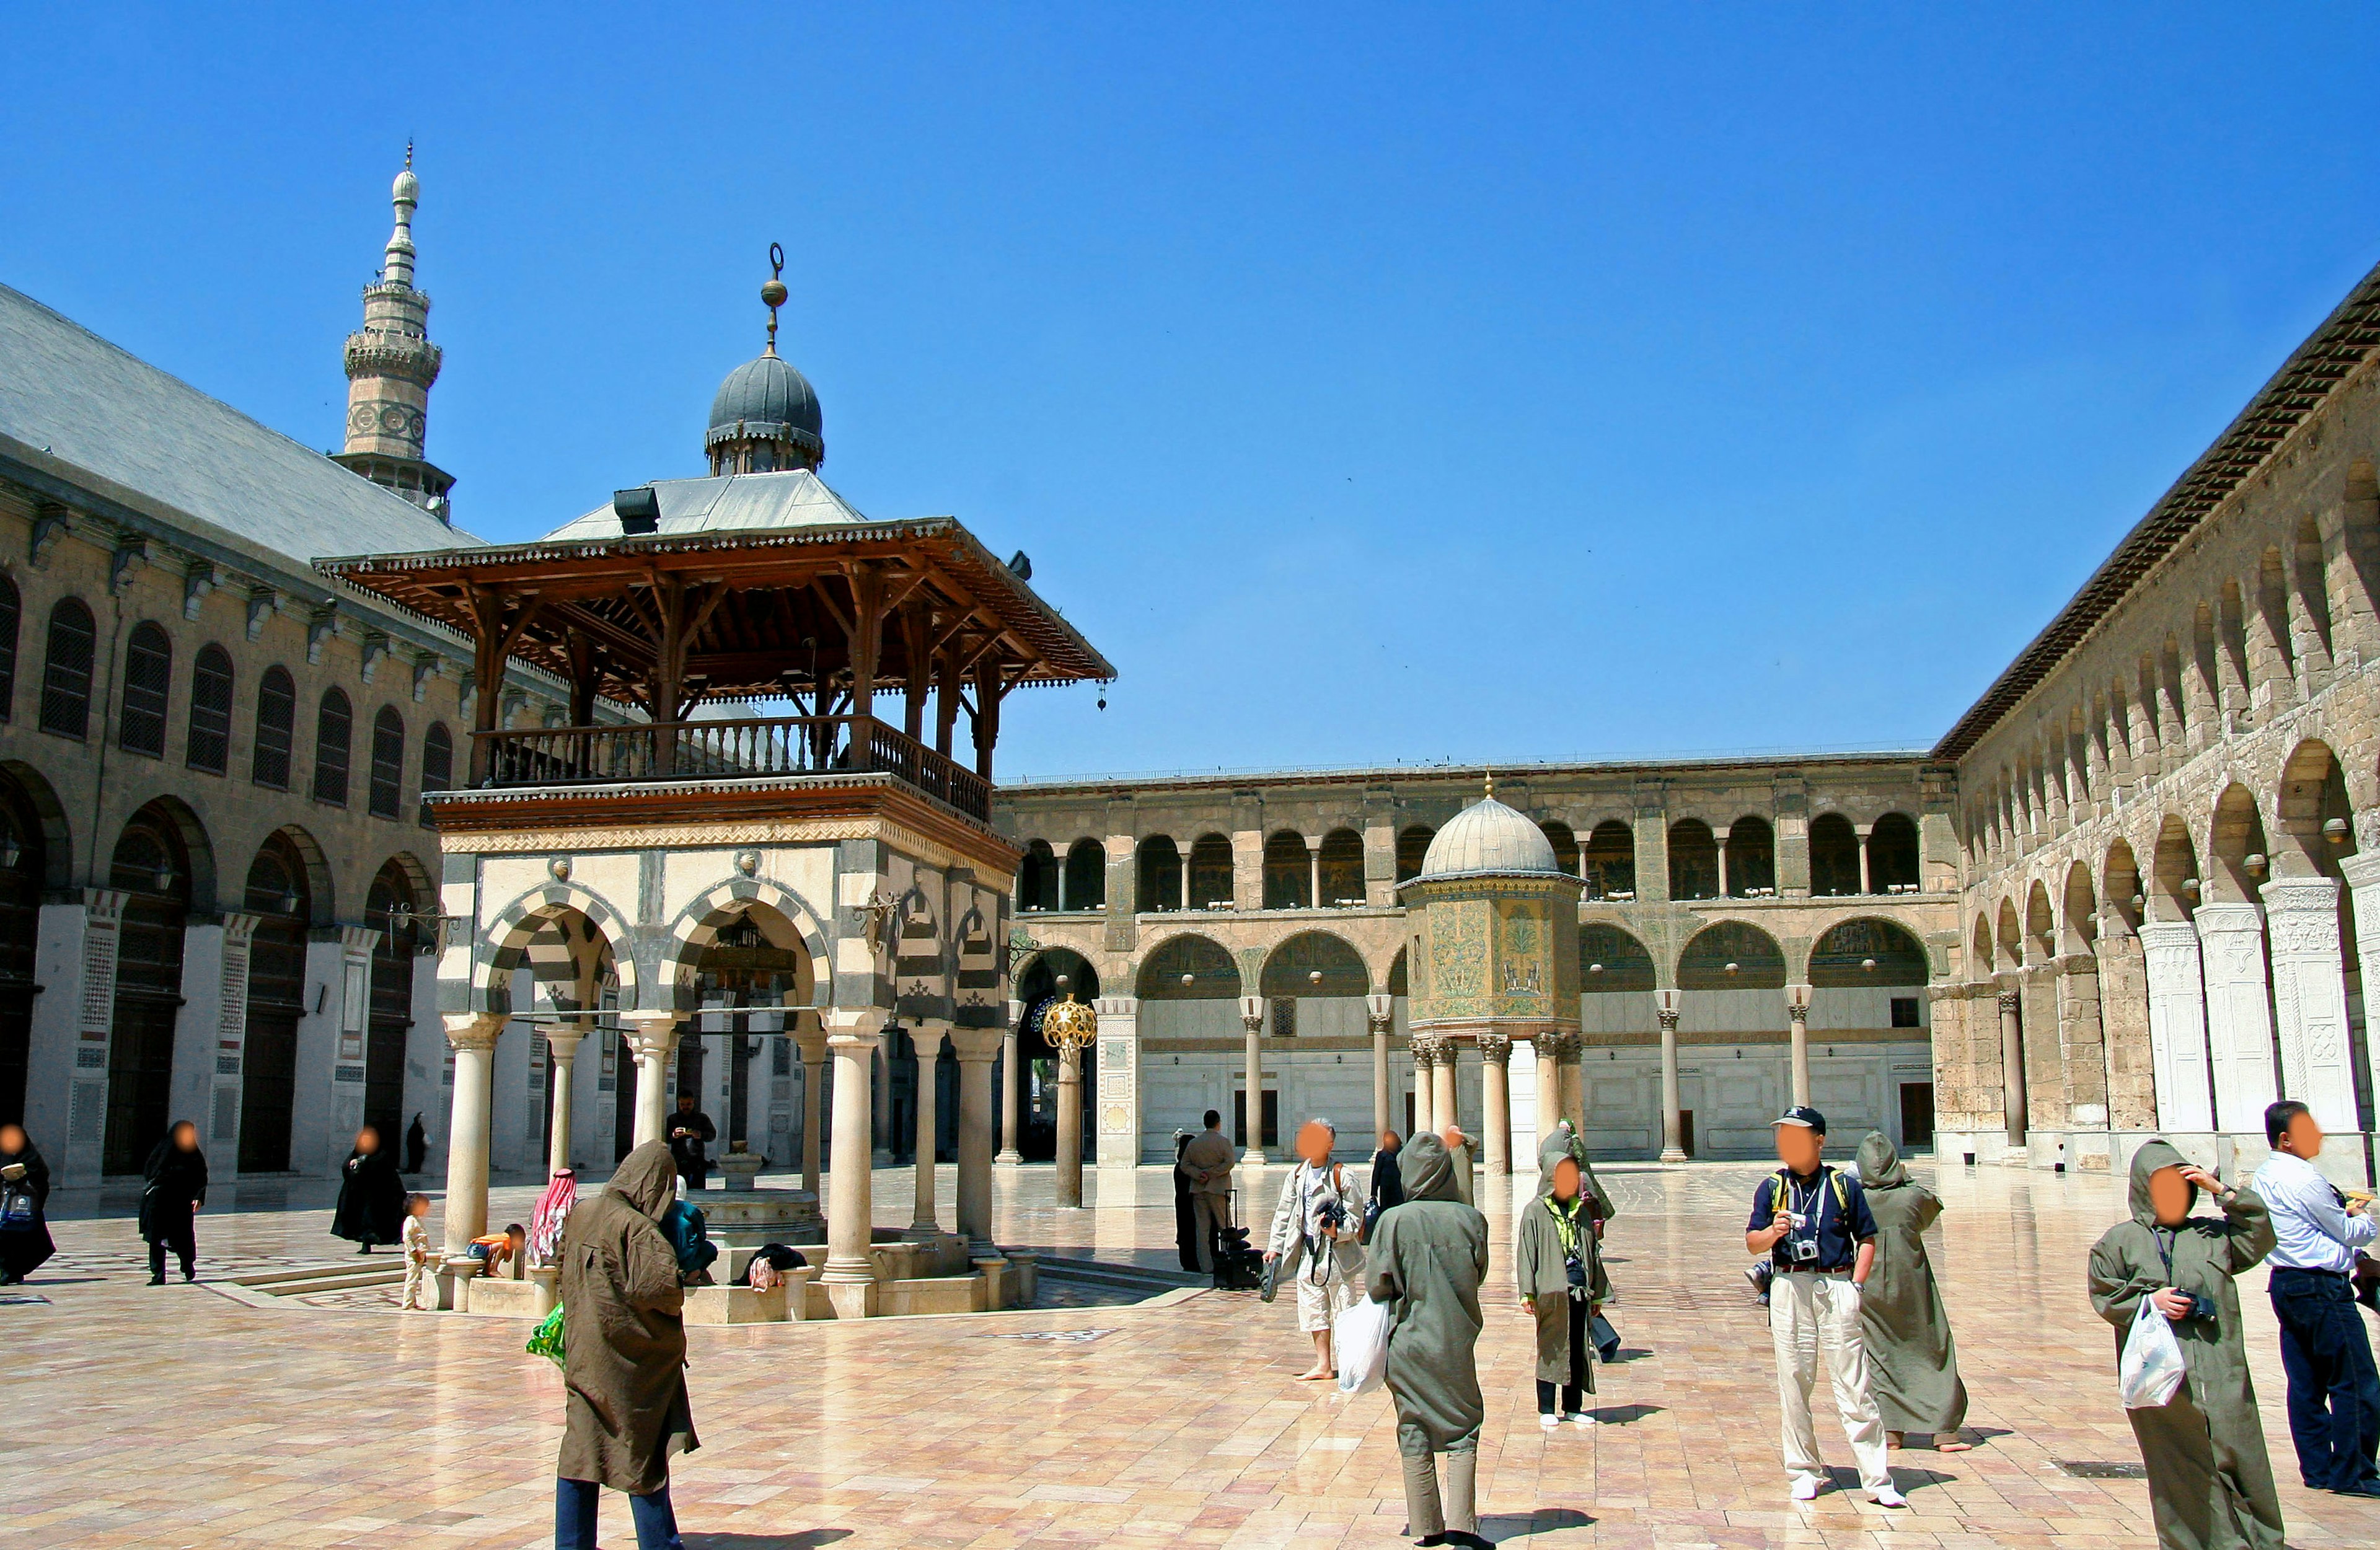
left=6, top=1160, right=2380, bottom=1546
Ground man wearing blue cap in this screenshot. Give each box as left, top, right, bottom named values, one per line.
left=1745, top=1105, right=1903, bottom=1508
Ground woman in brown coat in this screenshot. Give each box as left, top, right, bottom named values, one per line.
left=556, top=1140, right=698, bottom=1550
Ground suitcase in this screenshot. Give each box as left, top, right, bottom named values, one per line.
left=1214, top=1189, right=1266, bottom=1292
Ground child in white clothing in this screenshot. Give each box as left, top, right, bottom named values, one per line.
left=399, top=1194, right=434, bottom=1310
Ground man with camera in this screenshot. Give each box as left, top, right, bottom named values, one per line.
left=1744, top=1106, right=1904, bottom=1508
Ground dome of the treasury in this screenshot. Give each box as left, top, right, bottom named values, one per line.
left=1416, top=794, right=1562, bottom=880
left=706, top=351, right=823, bottom=468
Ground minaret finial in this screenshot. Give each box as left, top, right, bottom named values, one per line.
left=405, top=138, right=413, bottom=169
left=760, top=242, right=788, bottom=357
left=1484, top=769, right=1495, bottom=800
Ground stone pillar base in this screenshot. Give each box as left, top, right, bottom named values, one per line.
left=822, top=1277, right=878, bottom=1320
left=1658, top=1147, right=1688, bottom=1164
left=435, top=1256, right=481, bottom=1312
left=995, top=1148, right=1024, bottom=1167
left=973, top=1254, right=1008, bottom=1310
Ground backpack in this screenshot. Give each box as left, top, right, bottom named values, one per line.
left=1766, top=1167, right=1852, bottom=1248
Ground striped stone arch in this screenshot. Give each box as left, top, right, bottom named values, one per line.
left=479, top=881, right=637, bottom=1016
left=892, top=879, right=948, bottom=1019
left=659, top=876, right=831, bottom=1014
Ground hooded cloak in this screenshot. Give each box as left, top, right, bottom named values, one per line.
left=1514, top=1135, right=1601, bottom=1388
left=0, top=1136, right=55, bottom=1279
left=332, top=1143, right=407, bottom=1244
left=2087, top=1138, right=2281, bottom=1550
left=1366, top=1132, right=1489, bottom=1456
left=1852, top=1132, right=1967, bottom=1435
left=558, top=1140, right=699, bottom=1494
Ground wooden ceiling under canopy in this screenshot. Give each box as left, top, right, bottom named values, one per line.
left=322, top=515, right=1109, bottom=711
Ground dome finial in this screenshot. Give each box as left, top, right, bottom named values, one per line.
left=405, top=138, right=413, bottom=170
left=1484, top=768, right=1495, bottom=800
left=760, top=242, right=788, bottom=358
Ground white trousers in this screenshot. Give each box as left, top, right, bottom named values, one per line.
left=400, top=1261, right=434, bottom=1311
left=1768, top=1272, right=1890, bottom=1491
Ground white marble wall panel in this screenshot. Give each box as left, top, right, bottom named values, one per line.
left=2140, top=922, right=2215, bottom=1132
left=2261, top=877, right=2360, bottom=1132
left=2193, top=904, right=2280, bottom=1131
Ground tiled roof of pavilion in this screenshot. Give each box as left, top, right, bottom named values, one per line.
left=1931, top=257, right=2380, bottom=762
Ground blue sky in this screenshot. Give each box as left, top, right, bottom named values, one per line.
left=3, top=6, right=2376, bottom=780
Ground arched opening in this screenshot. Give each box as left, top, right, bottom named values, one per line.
left=2152, top=814, right=2201, bottom=923
left=2207, top=783, right=2269, bottom=905
left=1261, top=830, right=1311, bottom=910
left=186, top=644, right=233, bottom=775
left=1137, top=933, right=1239, bottom=1000
left=2024, top=880, right=2056, bottom=966
left=1396, top=825, right=1435, bottom=883
left=1188, top=833, right=1234, bottom=909
left=2294, top=516, right=2336, bottom=672
left=252, top=665, right=295, bottom=790
left=1809, top=918, right=1930, bottom=1042
left=313, top=688, right=353, bottom=807
left=1579, top=923, right=1655, bottom=992
left=1259, top=930, right=1368, bottom=1037
left=1995, top=897, right=2024, bottom=970
left=2105, top=840, right=2144, bottom=936
left=0, top=574, right=18, bottom=723
left=2061, top=862, right=2099, bottom=957
left=368, top=706, right=407, bottom=821
left=1870, top=812, right=1920, bottom=893
left=1970, top=916, right=1993, bottom=982
left=2275, top=739, right=2351, bottom=880
left=1318, top=827, right=1365, bottom=906
left=1667, top=819, right=1718, bottom=901
left=1014, top=948, right=1098, bottom=1163
left=1015, top=840, right=1057, bottom=912
left=239, top=830, right=314, bottom=1173
left=0, top=768, right=51, bottom=1124
left=364, top=860, right=428, bottom=1156
left=104, top=803, right=199, bottom=1174
left=118, top=620, right=172, bottom=759
left=684, top=903, right=810, bottom=1161
left=419, top=722, right=453, bottom=828
left=1135, top=834, right=1182, bottom=912
left=1580, top=819, right=1635, bottom=900
left=1539, top=820, right=1579, bottom=878
left=1724, top=816, right=1776, bottom=897
left=1062, top=839, right=1106, bottom=912
left=1809, top=814, right=1859, bottom=897
left=1677, top=921, right=1787, bottom=989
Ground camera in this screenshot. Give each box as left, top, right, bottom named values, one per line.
left=1784, top=1233, right=1818, bottom=1264
left=1565, top=1254, right=1588, bottom=1290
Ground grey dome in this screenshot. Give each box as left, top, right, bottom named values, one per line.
left=705, top=352, right=822, bottom=465
left=1417, top=796, right=1561, bottom=879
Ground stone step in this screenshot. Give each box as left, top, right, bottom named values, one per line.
left=250, top=1267, right=408, bottom=1296
left=1031, top=1256, right=1207, bottom=1296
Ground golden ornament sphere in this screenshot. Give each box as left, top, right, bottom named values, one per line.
left=1043, top=992, right=1099, bottom=1048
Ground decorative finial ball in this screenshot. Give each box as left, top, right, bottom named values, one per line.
left=760, top=278, right=788, bottom=309
left=1044, top=992, right=1099, bottom=1049
left=1308, top=970, right=1323, bottom=986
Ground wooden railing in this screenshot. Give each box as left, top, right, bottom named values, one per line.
left=472, top=715, right=990, bottom=821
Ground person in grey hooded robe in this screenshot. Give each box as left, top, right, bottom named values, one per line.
left=2087, top=1139, right=2281, bottom=1550
left=1367, top=1130, right=1491, bottom=1549
left=1851, top=1131, right=1969, bottom=1451
left=1515, top=1137, right=1601, bottom=1427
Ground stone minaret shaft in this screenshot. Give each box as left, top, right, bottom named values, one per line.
left=334, top=146, right=453, bottom=514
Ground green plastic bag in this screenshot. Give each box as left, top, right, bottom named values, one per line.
left=527, top=1301, right=566, bottom=1368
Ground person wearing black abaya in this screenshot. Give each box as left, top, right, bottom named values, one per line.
left=0, top=1123, right=55, bottom=1284
left=403, top=1112, right=428, bottom=1175
left=139, top=1120, right=208, bottom=1284
left=333, top=1124, right=407, bottom=1253
left=1173, top=1132, right=1201, bottom=1272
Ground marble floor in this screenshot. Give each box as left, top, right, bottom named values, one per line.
left=9, top=1154, right=2380, bottom=1548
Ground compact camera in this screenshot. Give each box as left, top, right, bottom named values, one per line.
left=1783, top=1231, right=1819, bottom=1264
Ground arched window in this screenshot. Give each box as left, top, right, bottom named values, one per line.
left=1395, top=826, right=1435, bottom=882
left=38, top=597, right=95, bottom=739
left=1062, top=839, right=1105, bottom=911
left=1135, top=835, right=1182, bottom=912
left=1187, top=834, right=1234, bottom=909
left=1016, top=840, right=1057, bottom=911
left=1581, top=820, right=1636, bottom=900
left=368, top=706, right=405, bottom=819
left=117, top=621, right=172, bottom=758
left=1318, top=829, right=1365, bottom=905
left=0, top=573, right=19, bottom=721
left=1667, top=819, right=1718, bottom=900
left=1869, top=812, right=1921, bottom=892
left=1261, top=831, right=1311, bottom=910
left=252, top=666, right=296, bottom=790
left=1809, top=814, right=1859, bottom=896
left=1539, top=820, right=1579, bottom=876
left=420, top=721, right=452, bottom=827
left=1724, top=816, right=1775, bottom=896
left=185, top=645, right=233, bottom=775
left=313, top=689, right=352, bottom=806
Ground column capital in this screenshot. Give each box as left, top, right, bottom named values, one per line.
left=443, top=1012, right=505, bottom=1051
left=2337, top=852, right=2380, bottom=891
left=1476, top=1031, right=1512, bottom=1064
left=619, top=1010, right=681, bottom=1059
left=948, top=1024, right=1003, bottom=1062
left=906, top=1018, right=951, bottom=1054
left=1785, top=982, right=1812, bottom=1014
left=1655, top=1007, right=1680, bottom=1033
left=1535, top=1029, right=1578, bottom=1062
left=2259, top=874, right=2341, bottom=912
left=1786, top=1002, right=1809, bottom=1026
left=1409, top=1034, right=1439, bottom=1066
left=1997, top=989, right=2021, bottom=1014
left=544, top=1021, right=591, bottom=1055
left=826, top=1007, right=887, bottom=1048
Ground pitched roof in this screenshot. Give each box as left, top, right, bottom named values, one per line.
left=542, top=469, right=863, bottom=542
left=1931, top=257, right=2380, bottom=762
left=0, top=283, right=481, bottom=567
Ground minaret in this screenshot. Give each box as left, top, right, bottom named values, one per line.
left=333, top=144, right=454, bottom=517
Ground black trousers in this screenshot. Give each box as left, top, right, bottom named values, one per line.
left=1536, top=1297, right=1592, bottom=1414
left=148, top=1215, right=196, bottom=1279
left=2270, top=1266, right=2380, bottom=1489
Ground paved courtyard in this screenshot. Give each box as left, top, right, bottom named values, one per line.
left=8, top=1155, right=2380, bottom=1549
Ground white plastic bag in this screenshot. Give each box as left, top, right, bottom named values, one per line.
left=1334, top=1297, right=1391, bottom=1396
left=2119, top=1295, right=2187, bottom=1409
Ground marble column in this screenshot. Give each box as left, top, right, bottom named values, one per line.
left=1478, top=1034, right=1512, bottom=1175
left=1656, top=994, right=1686, bottom=1162
left=1996, top=985, right=2027, bottom=1143
left=821, top=1008, right=886, bottom=1318
left=1307, top=837, right=1322, bottom=909
left=1785, top=984, right=1812, bottom=1108
left=545, top=1021, right=589, bottom=1175
left=2194, top=902, right=2280, bottom=1132
left=2339, top=853, right=2380, bottom=1135
left=438, top=1013, right=505, bottom=1307
left=1533, top=1031, right=1571, bottom=1145
left=2139, top=922, right=2213, bottom=1131
left=1432, top=1039, right=1460, bottom=1135
left=2261, top=876, right=2359, bottom=1132
left=996, top=999, right=1025, bottom=1166
left=908, top=1019, right=949, bottom=1234
left=622, top=1011, right=682, bottom=1149
left=870, top=1040, right=895, bottom=1165
left=1055, top=1039, right=1085, bottom=1207
left=796, top=1013, right=827, bottom=1196
left=1240, top=996, right=1267, bottom=1163
left=1410, top=1036, right=1437, bottom=1136
left=1366, top=994, right=1395, bottom=1142
left=2054, top=953, right=2110, bottom=1130
left=950, top=1027, right=1002, bottom=1259
left=1856, top=826, right=1873, bottom=895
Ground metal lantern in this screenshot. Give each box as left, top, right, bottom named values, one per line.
left=1044, top=992, right=1099, bottom=1050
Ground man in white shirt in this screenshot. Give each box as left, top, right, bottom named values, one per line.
left=2251, top=1100, right=2380, bottom=1497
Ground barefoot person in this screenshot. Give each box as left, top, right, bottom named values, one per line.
left=1852, top=1131, right=1970, bottom=1453
left=1367, top=1130, right=1491, bottom=1549
left=1265, top=1116, right=1363, bottom=1380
